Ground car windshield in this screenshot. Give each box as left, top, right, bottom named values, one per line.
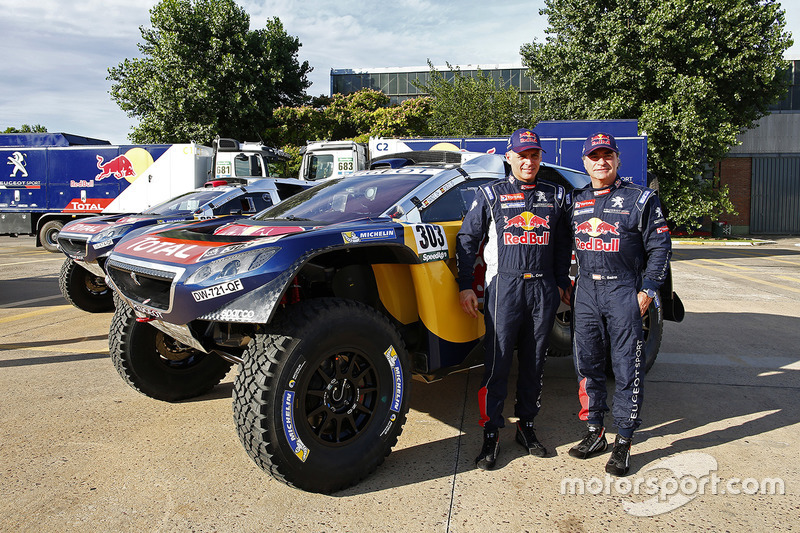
left=142, top=190, right=225, bottom=215
left=253, top=172, right=431, bottom=224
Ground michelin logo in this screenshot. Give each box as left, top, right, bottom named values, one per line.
left=342, top=229, right=395, bottom=244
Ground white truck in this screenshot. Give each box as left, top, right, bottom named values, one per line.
left=298, top=140, right=369, bottom=181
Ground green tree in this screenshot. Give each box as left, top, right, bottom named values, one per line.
left=416, top=62, right=534, bottom=137
left=108, top=0, right=311, bottom=145
left=3, top=124, right=47, bottom=133
left=270, top=88, right=431, bottom=146
left=521, top=0, right=792, bottom=229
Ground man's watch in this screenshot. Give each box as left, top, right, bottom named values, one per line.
left=643, top=288, right=657, bottom=299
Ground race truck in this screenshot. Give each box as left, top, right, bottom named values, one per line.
left=56, top=178, right=312, bottom=312
left=103, top=152, right=683, bottom=493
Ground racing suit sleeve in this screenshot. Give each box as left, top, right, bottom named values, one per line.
left=456, top=187, right=491, bottom=292
left=639, top=192, right=672, bottom=292
left=553, top=187, right=572, bottom=291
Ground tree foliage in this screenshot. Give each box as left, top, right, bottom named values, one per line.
left=269, top=88, right=432, bottom=146
left=3, top=124, right=47, bottom=133
left=108, top=0, right=311, bottom=145
left=416, top=62, right=535, bottom=136
left=521, top=0, right=792, bottom=228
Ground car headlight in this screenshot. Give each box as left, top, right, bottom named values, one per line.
left=93, top=224, right=133, bottom=242
left=187, top=248, right=279, bottom=284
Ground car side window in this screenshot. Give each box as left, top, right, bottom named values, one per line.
left=420, top=179, right=493, bottom=223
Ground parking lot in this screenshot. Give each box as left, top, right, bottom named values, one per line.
left=1, top=235, right=798, bottom=532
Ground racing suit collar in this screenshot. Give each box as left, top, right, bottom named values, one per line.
left=508, top=173, right=538, bottom=190
left=589, top=178, right=622, bottom=195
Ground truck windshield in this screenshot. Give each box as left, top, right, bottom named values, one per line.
left=254, top=172, right=430, bottom=224
left=142, top=190, right=224, bottom=215
left=307, top=154, right=334, bottom=181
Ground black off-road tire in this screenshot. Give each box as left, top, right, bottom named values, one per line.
left=108, top=305, right=232, bottom=402
left=547, top=308, right=572, bottom=357
left=58, top=258, right=114, bottom=313
left=233, top=298, right=411, bottom=493
left=39, top=220, right=63, bottom=252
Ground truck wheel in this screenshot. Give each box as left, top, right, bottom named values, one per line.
left=233, top=298, right=410, bottom=493
left=108, top=305, right=233, bottom=402
left=39, top=220, right=63, bottom=252
left=58, top=258, right=114, bottom=313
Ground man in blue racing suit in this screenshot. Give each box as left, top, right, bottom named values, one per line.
left=568, top=132, right=672, bottom=476
left=457, top=128, right=571, bottom=470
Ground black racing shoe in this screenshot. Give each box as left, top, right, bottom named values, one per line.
left=568, top=424, right=608, bottom=459
left=605, top=435, right=632, bottom=476
left=516, top=421, right=547, bottom=457
left=475, top=429, right=500, bottom=470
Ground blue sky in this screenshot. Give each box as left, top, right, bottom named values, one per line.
left=1, top=0, right=797, bottom=145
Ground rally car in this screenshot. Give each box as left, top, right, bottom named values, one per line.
left=103, top=152, right=683, bottom=493
left=55, top=178, right=312, bottom=312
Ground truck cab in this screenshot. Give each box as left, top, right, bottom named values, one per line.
left=298, top=140, right=368, bottom=181
left=212, top=137, right=291, bottom=184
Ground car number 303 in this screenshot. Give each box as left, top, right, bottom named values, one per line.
left=410, top=224, right=450, bottom=263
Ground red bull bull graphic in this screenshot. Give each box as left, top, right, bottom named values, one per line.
left=95, top=154, right=136, bottom=181
left=502, top=211, right=550, bottom=246
left=574, top=217, right=620, bottom=252
left=503, top=212, right=550, bottom=231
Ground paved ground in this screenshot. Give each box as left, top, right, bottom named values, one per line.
left=1, top=235, right=798, bottom=532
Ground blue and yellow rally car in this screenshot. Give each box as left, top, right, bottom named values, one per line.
left=104, top=152, right=682, bottom=493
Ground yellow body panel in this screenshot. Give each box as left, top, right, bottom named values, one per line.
left=371, top=223, right=485, bottom=344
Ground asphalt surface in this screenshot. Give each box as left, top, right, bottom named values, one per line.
left=1, top=235, right=798, bottom=532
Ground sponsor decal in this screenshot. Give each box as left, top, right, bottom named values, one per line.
left=116, top=216, right=149, bottom=224
left=70, top=179, right=95, bottom=188
left=95, top=154, right=136, bottom=181
left=574, top=217, right=620, bottom=237
left=638, top=190, right=653, bottom=205
left=6, top=151, right=28, bottom=178
left=603, top=209, right=630, bottom=215
left=0, top=180, right=41, bottom=188
left=504, top=231, right=551, bottom=246
left=421, top=180, right=456, bottom=207
left=198, top=242, right=252, bottom=261
left=384, top=346, right=404, bottom=413
left=501, top=202, right=525, bottom=209
left=117, top=235, right=203, bottom=262
left=218, top=309, right=255, bottom=320
left=503, top=212, right=550, bottom=231
left=132, top=304, right=162, bottom=319
left=574, top=208, right=594, bottom=216
left=341, top=228, right=395, bottom=244
left=191, top=279, right=244, bottom=302
left=62, top=198, right=114, bottom=212
left=410, top=224, right=448, bottom=262
left=282, top=390, right=310, bottom=462
left=214, top=224, right=306, bottom=237
left=594, top=188, right=611, bottom=196
left=61, top=223, right=110, bottom=234
left=482, top=185, right=494, bottom=201
left=611, top=196, right=624, bottom=208
left=500, top=193, right=524, bottom=202
left=590, top=133, right=611, bottom=147
left=520, top=184, right=536, bottom=190
left=536, top=191, right=547, bottom=202
left=574, top=236, right=620, bottom=253
left=655, top=206, right=663, bottom=218
left=657, top=225, right=670, bottom=234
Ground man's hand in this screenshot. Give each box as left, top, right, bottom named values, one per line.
left=559, top=285, right=572, bottom=306
left=637, top=291, right=653, bottom=316
left=460, top=289, right=480, bottom=318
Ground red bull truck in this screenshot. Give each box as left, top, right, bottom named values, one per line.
left=0, top=133, right=213, bottom=251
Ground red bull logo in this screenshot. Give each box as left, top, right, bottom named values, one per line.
left=520, top=131, right=538, bottom=143
left=503, top=211, right=550, bottom=231
left=574, top=217, right=620, bottom=253
left=95, top=154, right=136, bottom=181
left=574, top=217, right=619, bottom=237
